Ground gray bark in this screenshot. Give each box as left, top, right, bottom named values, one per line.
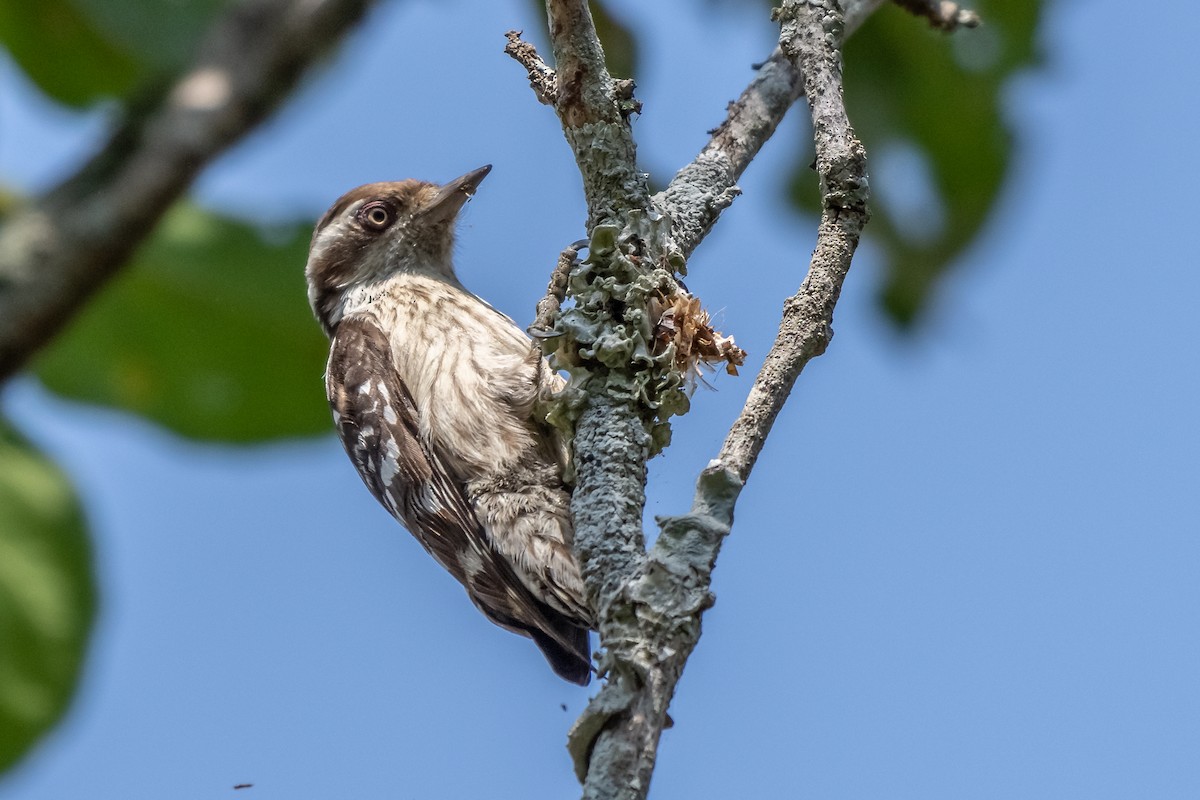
left=510, top=1, right=877, bottom=797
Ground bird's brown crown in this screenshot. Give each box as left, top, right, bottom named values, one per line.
left=305, top=166, right=491, bottom=334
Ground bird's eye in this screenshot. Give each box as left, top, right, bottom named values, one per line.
left=358, top=202, right=395, bottom=231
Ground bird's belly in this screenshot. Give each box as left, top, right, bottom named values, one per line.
left=391, top=315, right=540, bottom=478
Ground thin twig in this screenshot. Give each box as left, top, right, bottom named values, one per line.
left=654, top=47, right=798, bottom=259
left=529, top=239, right=586, bottom=337
left=652, top=0, right=891, bottom=261
left=0, top=0, right=373, bottom=381
left=504, top=29, right=558, bottom=105
left=714, top=0, right=871, bottom=483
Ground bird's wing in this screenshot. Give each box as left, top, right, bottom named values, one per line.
left=325, top=314, right=590, bottom=684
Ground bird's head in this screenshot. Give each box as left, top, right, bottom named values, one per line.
left=305, top=164, right=491, bottom=334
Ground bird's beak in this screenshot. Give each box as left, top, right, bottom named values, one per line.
left=422, top=164, right=492, bottom=224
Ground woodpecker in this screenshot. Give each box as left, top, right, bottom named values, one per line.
left=304, top=165, right=594, bottom=684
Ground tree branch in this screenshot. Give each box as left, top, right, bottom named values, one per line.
left=844, top=0, right=890, bottom=30
left=557, top=2, right=872, bottom=797
left=653, top=48, right=798, bottom=259
left=528, top=239, right=586, bottom=338
left=716, top=0, right=871, bottom=483
left=655, top=0, right=882, bottom=260
left=506, top=8, right=677, bottom=798
left=544, top=0, right=650, bottom=229
left=0, top=0, right=374, bottom=381
left=504, top=29, right=558, bottom=105
left=513, top=0, right=654, bottom=619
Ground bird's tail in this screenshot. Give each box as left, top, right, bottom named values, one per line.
left=528, top=620, right=592, bottom=686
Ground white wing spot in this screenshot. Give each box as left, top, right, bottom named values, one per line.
left=459, top=548, right=485, bottom=578
left=420, top=485, right=443, bottom=512
left=379, top=436, right=401, bottom=486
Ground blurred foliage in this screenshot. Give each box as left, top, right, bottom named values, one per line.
left=525, top=0, right=639, bottom=79
left=0, top=1, right=140, bottom=106
left=0, top=0, right=226, bottom=107
left=35, top=204, right=332, bottom=442
left=67, top=0, right=228, bottom=74
left=0, top=421, right=94, bottom=773
left=588, top=0, right=638, bottom=78
left=795, top=0, right=1043, bottom=325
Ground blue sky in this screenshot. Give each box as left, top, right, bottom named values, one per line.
left=2, top=1, right=1199, bottom=798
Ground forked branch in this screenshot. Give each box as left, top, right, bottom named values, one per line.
left=509, top=3, right=872, bottom=799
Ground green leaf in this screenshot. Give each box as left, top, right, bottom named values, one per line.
left=0, top=419, right=95, bottom=773
left=589, top=0, right=639, bottom=79
left=0, top=0, right=141, bottom=106
left=67, top=0, right=228, bottom=74
left=34, top=204, right=332, bottom=443
left=788, top=0, right=1044, bottom=326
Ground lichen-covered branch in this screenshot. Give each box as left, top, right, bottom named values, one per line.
left=545, top=0, right=650, bottom=229
left=505, top=7, right=678, bottom=798
left=504, top=29, right=558, bottom=105
left=545, top=1, right=873, bottom=797
left=519, top=4, right=655, bottom=607
left=0, top=0, right=374, bottom=381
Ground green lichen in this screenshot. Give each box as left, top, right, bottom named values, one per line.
left=541, top=211, right=691, bottom=456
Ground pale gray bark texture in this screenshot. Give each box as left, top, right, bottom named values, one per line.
left=0, top=0, right=374, bottom=380
left=511, top=2, right=876, bottom=798
left=656, top=0, right=882, bottom=260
